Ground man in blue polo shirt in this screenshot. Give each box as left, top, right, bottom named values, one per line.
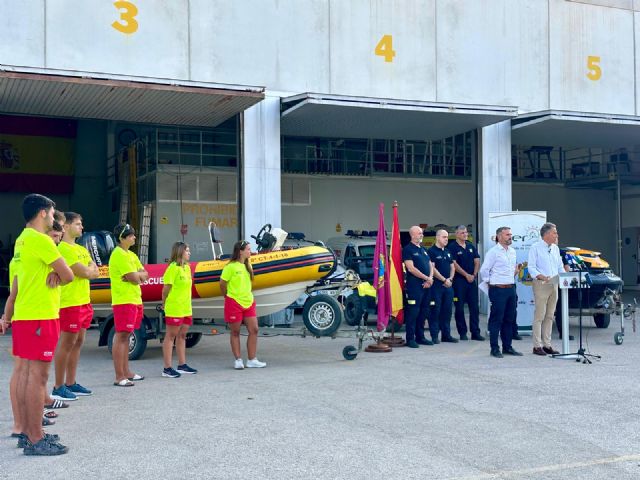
left=402, top=226, right=434, bottom=348
left=448, top=225, right=484, bottom=341
left=427, top=230, right=458, bottom=343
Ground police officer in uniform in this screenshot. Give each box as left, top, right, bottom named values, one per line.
left=427, top=229, right=458, bottom=343
left=448, top=225, right=484, bottom=341
left=402, top=226, right=434, bottom=348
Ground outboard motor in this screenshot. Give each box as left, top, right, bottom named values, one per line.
left=79, top=231, right=116, bottom=266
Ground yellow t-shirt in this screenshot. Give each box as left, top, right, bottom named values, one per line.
left=163, top=262, right=192, bottom=317
left=109, top=246, right=143, bottom=305
left=59, top=241, right=93, bottom=308
left=8, top=257, right=17, bottom=291
left=221, top=261, right=253, bottom=308
left=12, top=228, right=63, bottom=321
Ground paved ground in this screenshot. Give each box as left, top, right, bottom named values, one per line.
left=0, top=312, right=639, bottom=479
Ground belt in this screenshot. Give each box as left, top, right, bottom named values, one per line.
left=489, top=284, right=514, bottom=289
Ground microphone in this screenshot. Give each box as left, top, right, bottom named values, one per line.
left=565, top=253, right=576, bottom=270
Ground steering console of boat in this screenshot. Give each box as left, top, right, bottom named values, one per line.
left=252, top=223, right=277, bottom=252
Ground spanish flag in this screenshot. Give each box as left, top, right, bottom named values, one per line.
left=0, top=115, right=76, bottom=193
left=389, top=201, right=404, bottom=324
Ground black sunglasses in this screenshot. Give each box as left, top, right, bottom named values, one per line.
left=119, top=223, right=133, bottom=241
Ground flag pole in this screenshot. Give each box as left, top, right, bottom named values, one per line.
left=383, top=200, right=405, bottom=347
left=365, top=202, right=392, bottom=353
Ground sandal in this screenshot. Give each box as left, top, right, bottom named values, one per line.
left=127, top=374, right=144, bottom=381
left=113, top=379, right=134, bottom=387
left=44, top=399, right=69, bottom=409
left=43, top=409, right=58, bottom=419
left=42, top=416, right=55, bottom=427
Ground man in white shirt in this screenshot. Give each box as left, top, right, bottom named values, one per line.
left=479, top=227, right=523, bottom=358
left=527, top=222, right=567, bottom=356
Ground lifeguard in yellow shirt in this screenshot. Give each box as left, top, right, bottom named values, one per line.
left=109, top=223, right=148, bottom=387
left=161, top=242, right=198, bottom=378
left=51, top=212, right=99, bottom=401
left=0, top=194, right=74, bottom=455
left=220, top=240, right=266, bottom=370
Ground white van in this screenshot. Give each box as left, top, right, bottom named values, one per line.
left=325, top=231, right=382, bottom=283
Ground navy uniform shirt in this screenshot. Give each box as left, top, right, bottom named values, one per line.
left=427, top=245, right=453, bottom=285
left=447, top=240, right=480, bottom=279
left=402, top=242, right=431, bottom=288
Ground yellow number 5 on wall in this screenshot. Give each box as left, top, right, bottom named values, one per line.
left=586, top=55, right=601, bottom=81
left=112, top=0, right=139, bottom=35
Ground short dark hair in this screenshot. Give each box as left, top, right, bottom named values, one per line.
left=496, top=226, right=511, bottom=237
left=540, top=222, right=556, bottom=237
left=113, top=222, right=135, bottom=243
left=455, top=225, right=467, bottom=232
left=22, top=194, right=55, bottom=222
left=64, top=211, right=82, bottom=224
left=53, top=210, right=65, bottom=224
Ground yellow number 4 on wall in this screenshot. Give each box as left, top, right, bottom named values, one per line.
left=375, top=35, right=396, bottom=63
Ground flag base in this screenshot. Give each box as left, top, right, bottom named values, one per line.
left=365, top=341, right=392, bottom=353
left=382, top=336, right=405, bottom=347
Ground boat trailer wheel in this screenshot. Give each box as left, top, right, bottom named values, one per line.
left=342, top=345, right=358, bottom=361
left=302, top=295, right=342, bottom=337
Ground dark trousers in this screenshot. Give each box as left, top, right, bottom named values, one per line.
left=452, top=279, right=480, bottom=337
left=488, top=286, right=516, bottom=351
left=404, top=285, right=430, bottom=343
left=512, top=293, right=520, bottom=337
left=428, top=283, right=454, bottom=340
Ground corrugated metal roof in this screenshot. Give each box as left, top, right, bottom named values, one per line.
left=281, top=93, right=517, bottom=141
left=512, top=110, right=640, bottom=148
left=0, top=70, right=264, bottom=126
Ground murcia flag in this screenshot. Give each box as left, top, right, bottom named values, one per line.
left=373, top=203, right=391, bottom=331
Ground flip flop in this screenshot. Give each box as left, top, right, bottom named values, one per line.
left=43, top=409, right=58, bottom=419
left=44, top=399, right=69, bottom=409
left=113, top=379, right=135, bottom=387
left=127, top=374, right=144, bottom=381
left=42, top=417, right=55, bottom=427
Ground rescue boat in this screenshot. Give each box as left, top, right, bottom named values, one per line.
left=90, top=245, right=337, bottom=318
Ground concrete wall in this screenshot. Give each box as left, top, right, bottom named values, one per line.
left=2, top=0, right=640, bottom=115
left=280, top=176, right=475, bottom=243
left=513, top=183, right=617, bottom=262
left=280, top=177, right=617, bottom=269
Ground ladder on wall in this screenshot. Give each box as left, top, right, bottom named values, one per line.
left=119, top=171, right=130, bottom=225
left=138, top=203, right=152, bottom=264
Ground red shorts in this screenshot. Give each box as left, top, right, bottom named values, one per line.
left=12, top=320, right=60, bottom=362
left=165, top=315, right=193, bottom=327
left=224, top=297, right=256, bottom=323
left=113, top=304, right=144, bottom=333
left=59, top=304, right=94, bottom=333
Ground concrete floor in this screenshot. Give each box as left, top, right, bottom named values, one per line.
left=0, top=312, right=639, bottom=479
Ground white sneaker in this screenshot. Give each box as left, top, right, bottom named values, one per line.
left=246, top=358, right=266, bottom=368
left=234, top=358, right=245, bottom=370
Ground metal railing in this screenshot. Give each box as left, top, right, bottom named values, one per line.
left=281, top=132, right=474, bottom=179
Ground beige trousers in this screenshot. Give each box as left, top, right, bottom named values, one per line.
left=532, top=279, right=558, bottom=348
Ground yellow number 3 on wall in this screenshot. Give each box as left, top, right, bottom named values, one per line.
left=112, top=0, right=139, bottom=35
